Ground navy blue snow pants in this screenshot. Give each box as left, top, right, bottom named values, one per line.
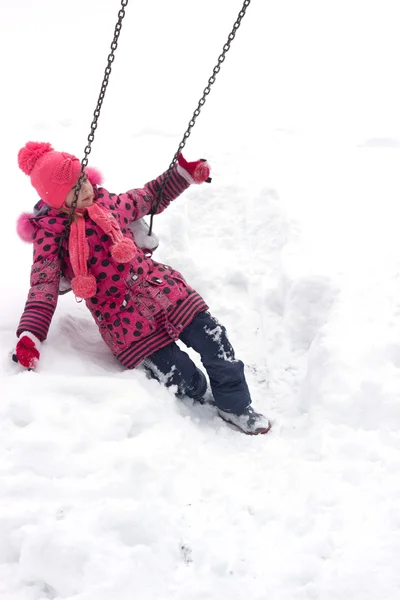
left=143, top=311, right=251, bottom=415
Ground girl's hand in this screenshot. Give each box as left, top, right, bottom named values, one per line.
left=13, top=331, right=41, bottom=369
left=177, top=154, right=211, bottom=184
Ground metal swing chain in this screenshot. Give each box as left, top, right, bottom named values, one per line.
left=148, top=0, right=251, bottom=236
left=59, top=0, right=129, bottom=259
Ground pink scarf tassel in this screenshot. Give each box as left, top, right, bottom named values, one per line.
left=70, top=202, right=137, bottom=299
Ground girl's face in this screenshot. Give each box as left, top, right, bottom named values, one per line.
left=64, top=174, right=94, bottom=209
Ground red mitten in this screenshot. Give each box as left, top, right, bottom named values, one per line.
left=14, top=331, right=41, bottom=369
left=177, top=153, right=211, bottom=184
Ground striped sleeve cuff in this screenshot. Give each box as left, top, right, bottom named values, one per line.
left=17, top=301, right=55, bottom=342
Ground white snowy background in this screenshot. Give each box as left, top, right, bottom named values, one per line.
left=1, top=0, right=400, bottom=598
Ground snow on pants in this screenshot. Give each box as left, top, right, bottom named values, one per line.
left=143, top=311, right=252, bottom=415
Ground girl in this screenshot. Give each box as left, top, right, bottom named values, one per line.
left=13, top=141, right=271, bottom=435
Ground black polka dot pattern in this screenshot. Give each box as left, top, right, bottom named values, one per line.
left=26, top=188, right=198, bottom=354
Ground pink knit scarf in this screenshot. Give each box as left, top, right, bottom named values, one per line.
left=68, top=201, right=137, bottom=299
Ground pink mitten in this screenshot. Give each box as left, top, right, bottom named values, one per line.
left=177, top=154, right=211, bottom=184
left=14, top=331, right=41, bottom=369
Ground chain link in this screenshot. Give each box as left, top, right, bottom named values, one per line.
left=148, top=0, right=251, bottom=235
left=59, top=0, right=129, bottom=260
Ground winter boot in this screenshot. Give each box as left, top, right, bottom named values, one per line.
left=217, top=405, right=271, bottom=435
left=183, top=368, right=208, bottom=402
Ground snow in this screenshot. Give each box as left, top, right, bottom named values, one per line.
left=1, top=0, right=400, bottom=598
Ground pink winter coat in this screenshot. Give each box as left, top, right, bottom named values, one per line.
left=17, top=166, right=208, bottom=368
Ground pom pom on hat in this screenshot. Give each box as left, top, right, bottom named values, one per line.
left=18, top=142, right=53, bottom=175
left=86, top=166, right=103, bottom=186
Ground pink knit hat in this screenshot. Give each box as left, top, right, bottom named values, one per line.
left=18, top=141, right=81, bottom=208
